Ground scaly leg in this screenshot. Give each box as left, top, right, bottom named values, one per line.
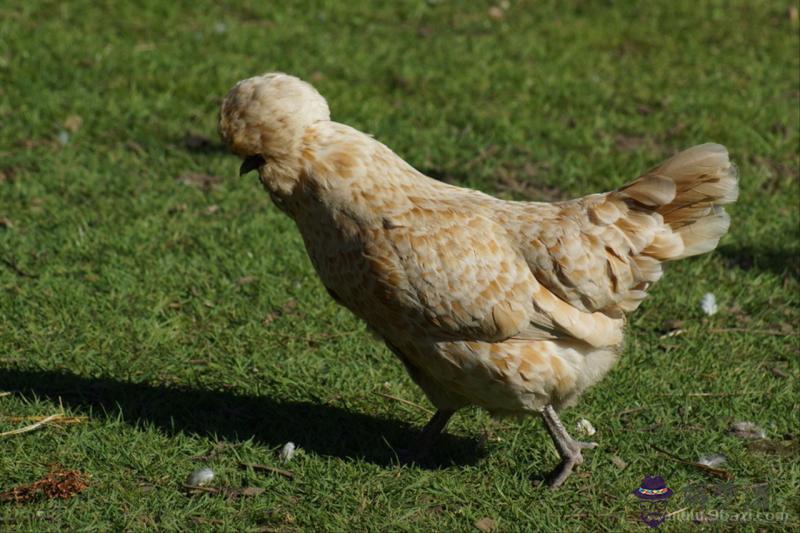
left=399, top=409, right=455, bottom=464
left=541, top=404, right=597, bottom=487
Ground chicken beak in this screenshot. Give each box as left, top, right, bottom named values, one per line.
left=239, top=155, right=265, bottom=176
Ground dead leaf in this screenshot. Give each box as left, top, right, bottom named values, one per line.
left=0, top=469, right=89, bottom=503
left=125, top=140, right=146, bottom=155
left=176, top=173, right=224, bottom=191
left=763, top=361, right=788, bottom=379
left=202, top=205, right=220, bottom=216
left=262, top=299, right=300, bottom=326
left=661, top=319, right=685, bottom=331
left=789, top=6, right=798, bottom=22
left=611, top=455, right=627, bottom=470
left=488, top=6, right=504, bottom=20
left=19, top=138, right=56, bottom=150
left=746, top=439, right=798, bottom=456
left=615, top=134, right=648, bottom=152
left=659, top=320, right=686, bottom=339
left=236, top=276, right=257, bottom=287
left=234, top=487, right=266, bottom=498
left=63, top=115, right=83, bottom=132
left=0, top=166, right=19, bottom=183
left=137, top=482, right=155, bottom=493
left=729, top=421, right=766, bottom=440
left=475, top=517, right=497, bottom=532
left=0, top=218, right=11, bottom=229
left=417, top=25, right=433, bottom=38
left=134, top=42, right=155, bottom=53
left=167, top=203, right=188, bottom=215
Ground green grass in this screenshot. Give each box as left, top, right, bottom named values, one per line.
left=1, top=0, right=798, bottom=530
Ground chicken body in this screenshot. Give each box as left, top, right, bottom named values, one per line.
left=218, top=73, right=738, bottom=486
left=288, top=121, right=622, bottom=417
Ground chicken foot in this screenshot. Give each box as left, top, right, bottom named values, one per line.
left=541, top=404, right=597, bottom=488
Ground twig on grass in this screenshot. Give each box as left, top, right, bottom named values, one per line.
left=0, top=414, right=62, bottom=438
left=617, top=406, right=646, bottom=418
left=238, top=462, right=295, bottom=479
left=665, top=507, right=690, bottom=519
left=0, top=413, right=86, bottom=437
left=462, top=145, right=500, bottom=170
left=181, top=484, right=220, bottom=494
left=374, top=391, right=434, bottom=415
left=708, top=327, right=785, bottom=336
left=182, top=484, right=266, bottom=498
left=0, top=257, right=38, bottom=278
left=655, top=392, right=758, bottom=398
left=2, top=415, right=87, bottom=425
left=651, top=444, right=733, bottom=480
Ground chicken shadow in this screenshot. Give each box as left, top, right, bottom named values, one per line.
left=717, top=244, right=799, bottom=279
left=0, top=368, right=482, bottom=469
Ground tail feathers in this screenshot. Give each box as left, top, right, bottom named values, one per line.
left=615, top=143, right=738, bottom=261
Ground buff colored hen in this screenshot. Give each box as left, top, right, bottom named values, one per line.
left=218, top=73, right=738, bottom=487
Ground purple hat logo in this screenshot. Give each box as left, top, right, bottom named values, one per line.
left=633, top=475, right=673, bottom=527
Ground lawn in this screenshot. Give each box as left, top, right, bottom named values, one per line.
left=1, top=0, right=798, bottom=530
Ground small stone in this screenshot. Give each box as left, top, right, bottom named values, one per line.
left=57, top=130, right=70, bottom=146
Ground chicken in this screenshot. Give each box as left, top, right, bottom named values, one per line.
left=218, top=73, right=738, bottom=487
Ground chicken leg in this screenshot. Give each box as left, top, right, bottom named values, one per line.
left=541, top=404, right=597, bottom=487
left=399, top=409, right=455, bottom=464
